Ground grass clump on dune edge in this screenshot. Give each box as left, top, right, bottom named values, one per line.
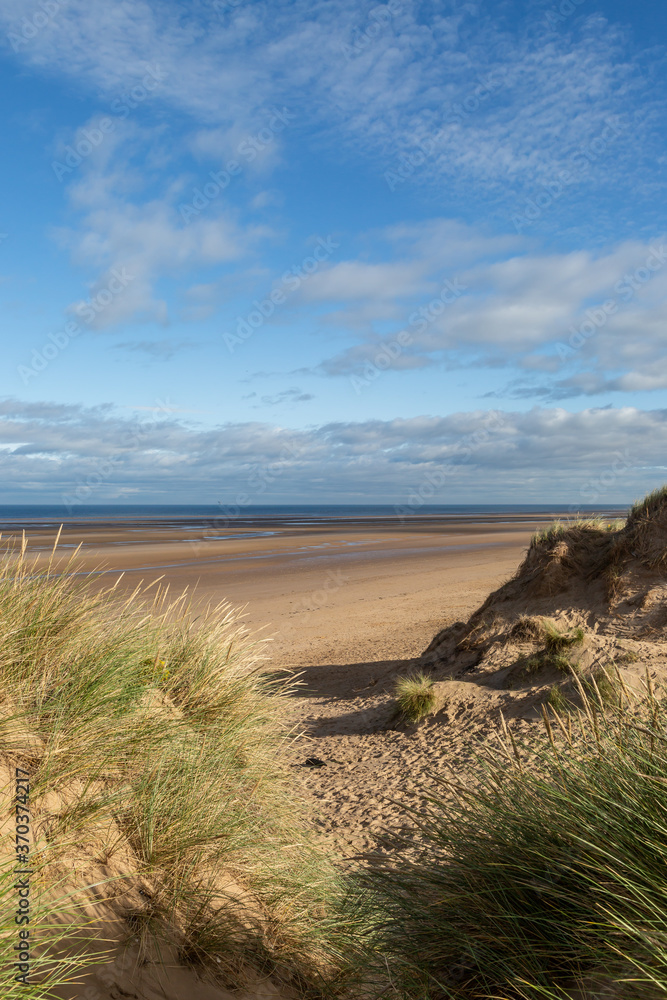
left=0, top=540, right=363, bottom=996
left=362, top=673, right=667, bottom=999
left=0, top=858, right=104, bottom=1000
left=627, top=484, right=667, bottom=524
left=529, top=516, right=619, bottom=549
left=540, top=619, right=584, bottom=652
left=395, top=672, right=436, bottom=723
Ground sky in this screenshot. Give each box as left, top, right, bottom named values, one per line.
left=0, top=0, right=666, bottom=506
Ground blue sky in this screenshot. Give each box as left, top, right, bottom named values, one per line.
left=1, top=0, right=666, bottom=505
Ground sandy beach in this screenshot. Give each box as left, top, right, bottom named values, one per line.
left=3, top=512, right=552, bottom=668
left=6, top=506, right=647, bottom=864
left=0, top=512, right=555, bottom=858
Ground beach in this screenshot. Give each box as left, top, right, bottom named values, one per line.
left=0, top=510, right=555, bottom=858
left=3, top=507, right=634, bottom=859
left=6, top=500, right=667, bottom=1000
left=3, top=511, right=554, bottom=669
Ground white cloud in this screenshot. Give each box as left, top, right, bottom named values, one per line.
left=0, top=397, right=665, bottom=503
left=52, top=146, right=270, bottom=328
left=313, top=230, right=667, bottom=396
left=300, top=260, right=428, bottom=302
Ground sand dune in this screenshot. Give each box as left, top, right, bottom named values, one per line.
left=289, top=504, right=667, bottom=859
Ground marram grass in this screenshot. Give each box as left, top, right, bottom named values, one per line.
left=0, top=856, right=109, bottom=1000
left=0, top=538, right=363, bottom=995
left=395, top=672, right=436, bottom=723
left=363, top=670, right=667, bottom=999
left=540, top=619, right=584, bottom=652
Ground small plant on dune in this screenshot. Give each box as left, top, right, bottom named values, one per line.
left=547, top=684, right=568, bottom=712
left=605, top=518, right=626, bottom=531
left=518, top=649, right=576, bottom=681
left=394, top=672, right=436, bottom=723
left=616, top=648, right=640, bottom=665
left=541, top=619, right=585, bottom=652
left=509, top=615, right=543, bottom=642
left=545, top=650, right=574, bottom=673
left=519, top=655, right=543, bottom=679
left=456, top=616, right=496, bottom=651
left=363, top=670, right=667, bottom=999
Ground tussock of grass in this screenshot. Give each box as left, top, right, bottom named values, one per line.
left=529, top=517, right=615, bottom=549
left=546, top=650, right=574, bottom=673
left=627, top=484, right=667, bottom=525
left=456, top=617, right=496, bottom=651
left=541, top=619, right=585, bottom=651
left=363, top=672, right=667, bottom=999
left=519, top=655, right=543, bottom=678
left=616, top=648, right=640, bottom=665
left=529, top=520, right=569, bottom=547
left=0, top=858, right=106, bottom=999
left=517, top=629, right=580, bottom=681
left=394, top=672, right=436, bottom=723
left=546, top=684, right=568, bottom=712
left=519, top=651, right=572, bottom=680
left=583, top=668, right=621, bottom=706
left=0, top=541, right=360, bottom=994
left=508, top=615, right=543, bottom=641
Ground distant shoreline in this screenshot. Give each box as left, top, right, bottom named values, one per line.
left=0, top=502, right=629, bottom=533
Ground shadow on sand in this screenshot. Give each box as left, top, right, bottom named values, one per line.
left=286, top=657, right=423, bottom=701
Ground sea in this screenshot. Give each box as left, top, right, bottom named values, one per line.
left=0, top=503, right=628, bottom=528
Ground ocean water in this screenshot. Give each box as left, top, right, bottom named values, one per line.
left=0, top=503, right=628, bottom=527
